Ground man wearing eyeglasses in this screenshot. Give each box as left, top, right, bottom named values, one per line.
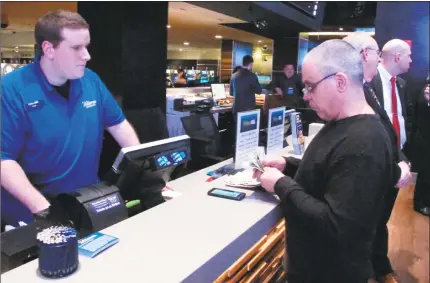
left=253, top=39, right=397, bottom=283
left=343, top=33, right=412, bottom=283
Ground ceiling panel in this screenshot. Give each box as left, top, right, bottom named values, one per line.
left=1, top=2, right=272, bottom=53
left=168, top=2, right=273, bottom=51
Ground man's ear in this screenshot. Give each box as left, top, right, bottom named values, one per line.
left=41, top=41, right=55, bottom=59
left=394, top=52, right=401, bottom=63
left=335, top=72, right=348, bottom=93
left=362, top=48, right=368, bottom=62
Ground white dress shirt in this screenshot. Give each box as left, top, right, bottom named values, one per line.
left=377, top=64, right=407, bottom=148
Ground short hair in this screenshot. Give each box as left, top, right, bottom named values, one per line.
left=242, top=55, right=254, bottom=66
left=304, top=39, right=363, bottom=86
left=343, top=31, right=376, bottom=52
left=35, top=10, right=89, bottom=56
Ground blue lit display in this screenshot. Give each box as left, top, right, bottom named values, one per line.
left=154, top=148, right=189, bottom=169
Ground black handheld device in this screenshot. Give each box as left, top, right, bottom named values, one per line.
left=208, top=188, right=246, bottom=201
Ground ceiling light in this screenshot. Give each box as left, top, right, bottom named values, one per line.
left=254, top=50, right=262, bottom=59
left=183, top=42, right=190, bottom=45
left=258, top=40, right=262, bottom=43
left=339, top=27, right=344, bottom=31
left=215, top=35, right=222, bottom=39
left=166, top=25, right=171, bottom=29
left=179, top=49, right=183, bottom=52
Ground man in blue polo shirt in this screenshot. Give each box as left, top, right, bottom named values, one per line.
left=1, top=10, right=140, bottom=227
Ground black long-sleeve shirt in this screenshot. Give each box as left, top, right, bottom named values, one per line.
left=274, top=115, right=397, bottom=283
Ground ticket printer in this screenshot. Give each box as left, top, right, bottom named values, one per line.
left=1, top=183, right=127, bottom=273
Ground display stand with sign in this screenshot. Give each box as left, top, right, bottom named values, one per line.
left=266, top=107, right=286, bottom=155
left=234, top=110, right=261, bottom=169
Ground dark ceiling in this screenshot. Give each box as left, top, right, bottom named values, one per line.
left=189, top=1, right=322, bottom=39
left=322, top=1, right=377, bottom=28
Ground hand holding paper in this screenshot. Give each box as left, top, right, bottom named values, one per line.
left=253, top=167, right=285, bottom=193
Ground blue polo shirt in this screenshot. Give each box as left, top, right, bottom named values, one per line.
left=1, top=62, right=125, bottom=225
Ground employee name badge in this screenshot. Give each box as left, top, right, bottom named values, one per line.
left=25, top=100, right=45, bottom=111
left=234, top=109, right=261, bottom=170
left=266, top=106, right=286, bottom=155
left=287, top=87, right=294, bottom=96
left=291, top=112, right=305, bottom=155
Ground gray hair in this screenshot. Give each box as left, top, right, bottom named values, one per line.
left=304, top=39, right=364, bottom=86
left=343, top=31, right=377, bottom=52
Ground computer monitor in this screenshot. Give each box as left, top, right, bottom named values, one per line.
left=211, top=83, right=227, bottom=100
left=112, top=135, right=191, bottom=174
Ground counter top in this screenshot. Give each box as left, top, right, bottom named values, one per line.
left=1, top=136, right=314, bottom=283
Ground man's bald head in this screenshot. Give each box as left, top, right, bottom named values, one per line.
left=304, top=39, right=363, bottom=86
left=343, top=32, right=380, bottom=82
left=380, top=39, right=412, bottom=76
left=382, top=39, right=410, bottom=56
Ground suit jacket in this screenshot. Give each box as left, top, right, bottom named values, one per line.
left=230, top=68, right=262, bottom=113
left=408, top=86, right=430, bottom=171
left=370, top=72, right=412, bottom=145
left=364, top=84, right=402, bottom=182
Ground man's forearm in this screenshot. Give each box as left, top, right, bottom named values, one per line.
left=1, top=160, right=50, bottom=213
left=283, top=157, right=301, bottom=178
left=107, top=120, right=140, bottom=148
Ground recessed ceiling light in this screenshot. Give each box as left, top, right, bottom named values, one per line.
left=339, top=27, right=344, bottom=31
left=166, top=25, right=171, bottom=29
left=215, top=35, right=222, bottom=39
left=258, top=40, right=262, bottom=43
left=183, top=42, right=190, bottom=45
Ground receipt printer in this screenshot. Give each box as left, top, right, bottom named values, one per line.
left=55, top=182, right=128, bottom=238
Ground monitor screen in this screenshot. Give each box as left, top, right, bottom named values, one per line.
left=211, top=83, right=226, bottom=100
left=153, top=147, right=189, bottom=170
left=112, top=135, right=190, bottom=173
left=200, top=77, right=209, bottom=84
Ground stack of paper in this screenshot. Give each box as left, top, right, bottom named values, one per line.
left=225, top=169, right=260, bottom=188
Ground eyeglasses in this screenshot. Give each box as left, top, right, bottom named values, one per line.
left=361, top=48, right=382, bottom=57
left=303, top=73, right=337, bottom=96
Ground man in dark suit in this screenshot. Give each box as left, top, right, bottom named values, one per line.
left=230, top=55, right=262, bottom=114
left=370, top=39, right=413, bottom=283
left=343, top=34, right=412, bottom=283
left=409, top=83, right=430, bottom=216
